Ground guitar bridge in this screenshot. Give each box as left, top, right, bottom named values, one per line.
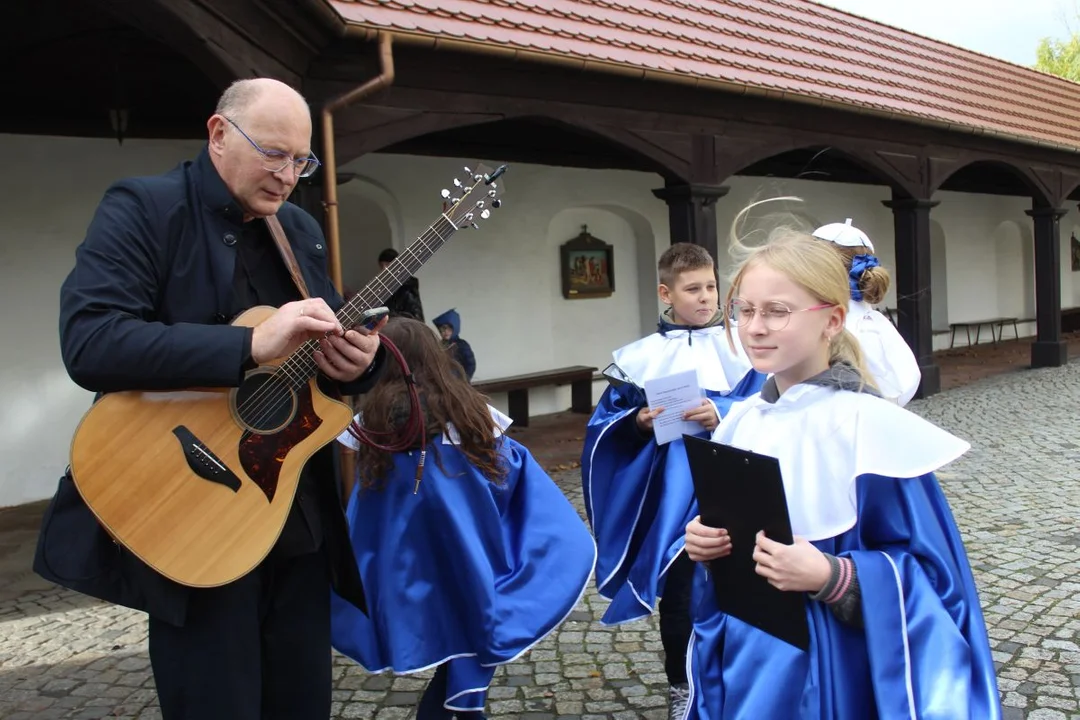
left=172, top=426, right=242, bottom=492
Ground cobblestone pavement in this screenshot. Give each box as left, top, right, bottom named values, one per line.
left=2, top=362, right=1080, bottom=719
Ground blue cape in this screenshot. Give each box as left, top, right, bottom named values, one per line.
left=331, top=435, right=595, bottom=712
left=687, top=472, right=1001, bottom=719
left=582, top=370, right=765, bottom=625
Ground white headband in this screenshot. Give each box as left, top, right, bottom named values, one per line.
left=812, top=218, right=875, bottom=254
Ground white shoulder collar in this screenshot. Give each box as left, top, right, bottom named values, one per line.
left=712, top=388, right=968, bottom=540
left=612, top=326, right=753, bottom=392
left=339, top=405, right=513, bottom=450
left=442, top=405, right=513, bottom=445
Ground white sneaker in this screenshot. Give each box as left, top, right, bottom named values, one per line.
left=668, top=683, right=691, bottom=720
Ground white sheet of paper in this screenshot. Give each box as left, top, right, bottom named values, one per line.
left=643, top=368, right=704, bottom=445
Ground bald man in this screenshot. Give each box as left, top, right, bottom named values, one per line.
left=37, top=78, right=383, bottom=719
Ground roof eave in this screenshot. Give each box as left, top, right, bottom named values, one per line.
left=340, top=24, right=1080, bottom=159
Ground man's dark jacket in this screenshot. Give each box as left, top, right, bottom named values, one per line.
left=34, top=147, right=380, bottom=627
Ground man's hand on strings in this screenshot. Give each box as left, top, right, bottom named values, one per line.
left=251, top=299, right=342, bottom=364
left=315, top=314, right=387, bottom=382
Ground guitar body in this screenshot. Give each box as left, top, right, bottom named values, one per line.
left=69, top=305, right=354, bottom=588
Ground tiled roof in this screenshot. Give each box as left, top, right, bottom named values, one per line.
left=328, top=0, right=1080, bottom=154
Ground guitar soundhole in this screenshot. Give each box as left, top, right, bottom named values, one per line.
left=231, top=370, right=297, bottom=434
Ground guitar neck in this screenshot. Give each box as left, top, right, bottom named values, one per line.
left=279, top=213, right=460, bottom=385
left=336, top=213, right=457, bottom=327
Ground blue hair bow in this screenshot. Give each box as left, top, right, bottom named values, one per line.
left=849, top=254, right=880, bottom=301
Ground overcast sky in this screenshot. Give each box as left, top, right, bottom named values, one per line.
left=811, top=0, right=1075, bottom=67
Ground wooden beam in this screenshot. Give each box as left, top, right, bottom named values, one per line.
left=255, top=0, right=339, bottom=51
left=96, top=0, right=239, bottom=87
left=98, top=0, right=304, bottom=85
left=190, top=0, right=314, bottom=75
left=374, top=137, right=658, bottom=174
left=883, top=196, right=941, bottom=398
left=307, top=46, right=1080, bottom=176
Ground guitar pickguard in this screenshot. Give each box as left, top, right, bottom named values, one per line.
left=237, top=382, right=323, bottom=502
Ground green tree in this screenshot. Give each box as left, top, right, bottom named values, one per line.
left=1036, top=34, right=1080, bottom=81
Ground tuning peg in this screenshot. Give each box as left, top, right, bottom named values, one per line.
left=464, top=212, right=474, bottom=222
left=470, top=223, right=479, bottom=229
left=441, top=189, right=451, bottom=199
left=463, top=166, right=472, bottom=174
left=488, top=189, right=497, bottom=197
left=480, top=209, right=491, bottom=219
left=492, top=199, right=502, bottom=208
left=453, top=178, right=462, bottom=188
left=476, top=200, right=485, bottom=208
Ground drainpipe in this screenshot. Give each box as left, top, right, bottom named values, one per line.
left=321, top=31, right=395, bottom=293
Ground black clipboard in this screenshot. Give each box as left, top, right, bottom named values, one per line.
left=683, top=433, right=810, bottom=652
left=601, top=362, right=637, bottom=390
left=602, top=363, right=646, bottom=407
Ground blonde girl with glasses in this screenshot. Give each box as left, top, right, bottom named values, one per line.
left=680, top=201, right=999, bottom=719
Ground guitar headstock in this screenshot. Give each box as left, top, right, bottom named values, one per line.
left=441, top=163, right=508, bottom=230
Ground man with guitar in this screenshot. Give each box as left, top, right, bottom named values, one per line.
left=36, top=78, right=385, bottom=719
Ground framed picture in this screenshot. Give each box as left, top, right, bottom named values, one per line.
left=561, top=225, right=614, bottom=299
left=1072, top=232, right=1080, bottom=272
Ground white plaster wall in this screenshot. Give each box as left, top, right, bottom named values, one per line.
left=715, top=180, right=1054, bottom=350
left=933, top=192, right=1030, bottom=326
left=338, top=175, right=404, bottom=293
left=713, top=179, right=896, bottom=299
left=338, top=154, right=672, bottom=419
left=930, top=221, right=950, bottom=332
left=1064, top=209, right=1080, bottom=309
left=0, top=134, right=1066, bottom=507
left=0, top=134, right=204, bottom=508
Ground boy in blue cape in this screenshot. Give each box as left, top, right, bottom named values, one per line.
left=581, top=243, right=765, bottom=718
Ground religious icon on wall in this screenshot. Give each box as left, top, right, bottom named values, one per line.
left=561, top=225, right=614, bottom=299
left=1072, top=232, right=1080, bottom=272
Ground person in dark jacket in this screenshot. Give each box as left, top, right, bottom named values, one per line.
left=378, top=247, right=425, bottom=321
left=36, top=77, right=386, bottom=720
left=433, top=308, right=477, bottom=381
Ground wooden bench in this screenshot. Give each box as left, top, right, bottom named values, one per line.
left=1063, top=307, right=1080, bottom=333
left=948, top=317, right=1020, bottom=348
left=996, top=317, right=1035, bottom=342
left=473, top=365, right=597, bottom=427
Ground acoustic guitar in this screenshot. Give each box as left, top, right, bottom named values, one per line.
left=68, top=163, right=507, bottom=588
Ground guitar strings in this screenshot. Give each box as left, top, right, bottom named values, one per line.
left=233, top=213, right=461, bottom=432
left=237, top=220, right=450, bottom=431
left=236, top=171, right=492, bottom=428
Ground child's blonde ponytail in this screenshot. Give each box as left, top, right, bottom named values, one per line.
left=829, top=328, right=879, bottom=393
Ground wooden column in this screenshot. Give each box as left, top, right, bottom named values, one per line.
left=650, top=183, right=730, bottom=260
left=1026, top=205, right=1068, bottom=367
left=882, top=195, right=941, bottom=398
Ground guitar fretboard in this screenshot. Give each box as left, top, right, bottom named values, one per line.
left=275, top=213, right=460, bottom=389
